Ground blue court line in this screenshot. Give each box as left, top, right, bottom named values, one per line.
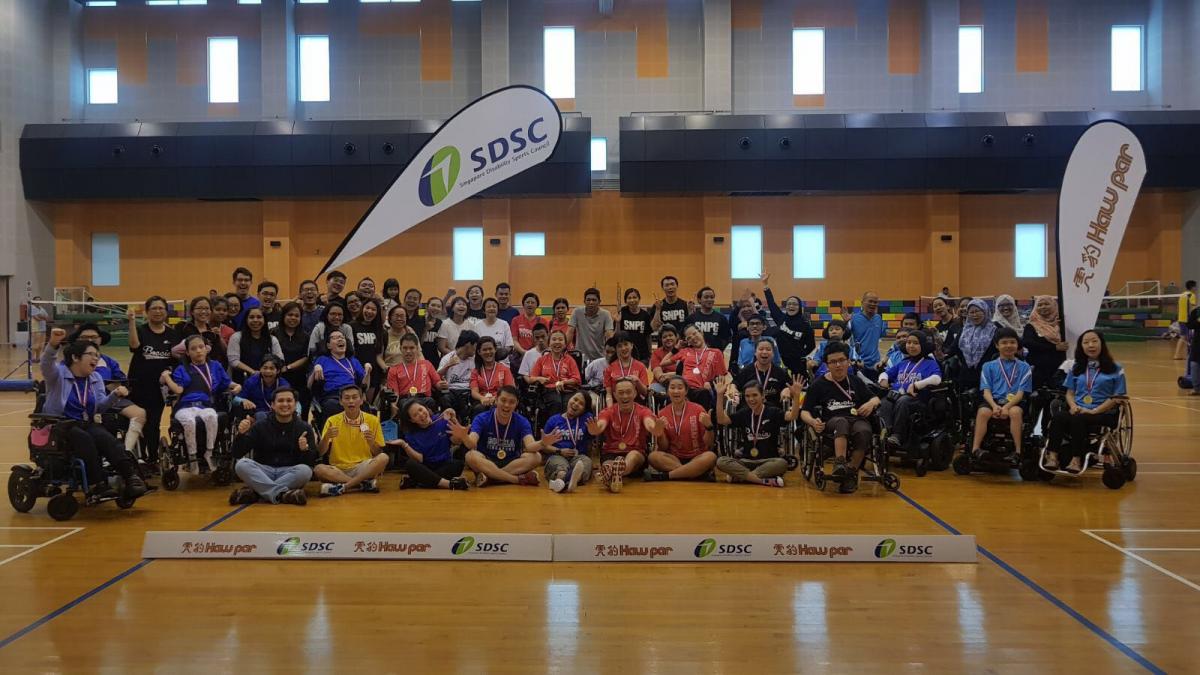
left=0, top=504, right=250, bottom=651
left=895, top=490, right=1166, bottom=675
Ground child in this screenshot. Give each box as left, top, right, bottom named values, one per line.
left=878, top=330, right=942, bottom=450
left=164, top=334, right=239, bottom=472
left=810, top=320, right=861, bottom=378
left=235, top=355, right=290, bottom=421
left=308, top=331, right=370, bottom=430
left=970, top=328, right=1032, bottom=462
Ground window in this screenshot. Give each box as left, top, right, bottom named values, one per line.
left=298, top=35, right=330, bottom=102
left=513, top=232, right=546, bottom=257
left=730, top=226, right=763, bottom=280
left=85, top=1, right=117, bottom=6
left=207, top=37, right=239, bottom=104
left=147, top=1, right=207, bottom=5
left=238, top=0, right=261, bottom=4
left=88, top=69, right=118, bottom=105
left=792, top=28, right=825, bottom=96
left=453, top=227, right=484, bottom=280
left=544, top=27, right=576, bottom=99
left=958, top=26, right=983, bottom=94
left=296, top=0, right=328, bottom=4
left=1111, top=25, right=1143, bottom=92
left=92, top=234, right=120, bottom=287
left=590, top=138, right=607, bottom=172
left=793, top=225, right=826, bottom=279
left=1014, top=223, right=1047, bottom=278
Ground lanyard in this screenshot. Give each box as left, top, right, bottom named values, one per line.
left=900, top=357, right=925, bottom=383
left=72, top=378, right=91, bottom=417
left=998, top=359, right=1019, bottom=389
left=550, top=354, right=567, bottom=380
left=493, top=412, right=512, bottom=445
left=754, top=365, right=771, bottom=390
left=333, top=357, right=356, bottom=379
left=829, top=376, right=854, bottom=403
left=400, top=361, right=418, bottom=388
left=481, top=363, right=499, bottom=391
left=668, top=403, right=687, bottom=438
left=193, top=363, right=214, bottom=392
left=615, top=405, right=636, bottom=440
left=566, top=414, right=583, bottom=447
left=749, top=406, right=766, bottom=440
left=1084, top=363, right=1101, bottom=395
left=617, top=358, right=634, bottom=379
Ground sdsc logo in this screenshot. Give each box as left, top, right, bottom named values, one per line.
left=418, top=146, right=461, bottom=207
left=276, top=536, right=335, bottom=556
left=451, top=536, right=510, bottom=556
left=468, top=118, right=549, bottom=173
left=693, top=538, right=752, bottom=559
left=874, top=538, right=933, bottom=559
left=694, top=538, right=717, bottom=559
left=874, top=538, right=897, bottom=559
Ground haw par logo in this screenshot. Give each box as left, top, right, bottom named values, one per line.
left=418, top=145, right=461, bottom=207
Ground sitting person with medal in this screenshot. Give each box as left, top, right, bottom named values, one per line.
left=800, top=341, right=881, bottom=494
left=164, top=334, right=240, bottom=473
left=586, top=377, right=662, bottom=494
left=671, top=324, right=729, bottom=410
left=315, top=384, right=389, bottom=496
left=308, top=330, right=371, bottom=431
left=528, top=329, right=583, bottom=419
left=727, top=338, right=793, bottom=410
left=449, top=385, right=542, bottom=487
left=540, top=391, right=596, bottom=494
left=968, top=327, right=1032, bottom=464
left=469, top=336, right=516, bottom=416
left=646, top=376, right=717, bottom=482
left=1045, top=329, right=1128, bottom=473
left=385, top=333, right=448, bottom=414
left=603, top=331, right=651, bottom=400
left=877, top=330, right=942, bottom=451
left=649, top=323, right=682, bottom=398
left=715, top=374, right=802, bottom=487
left=234, top=355, right=294, bottom=422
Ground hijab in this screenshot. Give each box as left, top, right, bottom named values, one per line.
left=1028, top=295, right=1062, bottom=342
left=958, top=299, right=996, bottom=367
left=992, top=294, right=1024, bottom=332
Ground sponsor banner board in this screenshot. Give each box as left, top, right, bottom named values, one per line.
left=552, top=534, right=977, bottom=563
left=142, top=531, right=552, bottom=561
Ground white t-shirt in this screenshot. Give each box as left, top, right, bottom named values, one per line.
left=437, top=317, right=480, bottom=351
left=438, top=351, right=475, bottom=391
left=518, top=346, right=544, bottom=377
left=475, top=318, right=514, bottom=350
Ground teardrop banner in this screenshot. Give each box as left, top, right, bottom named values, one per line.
left=1055, top=121, right=1147, bottom=355
left=319, top=85, right=563, bottom=274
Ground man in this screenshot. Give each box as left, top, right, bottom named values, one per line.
left=651, top=275, right=690, bottom=331
left=231, top=267, right=261, bottom=329
left=437, top=331, right=479, bottom=418
left=323, top=270, right=347, bottom=304
left=800, top=341, right=881, bottom=494
left=314, top=385, right=389, bottom=496
left=298, top=279, right=325, bottom=334
left=568, top=287, right=615, bottom=362
left=844, top=291, right=884, bottom=373
left=448, top=386, right=542, bottom=486
left=258, top=281, right=281, bottom=331
left=519, top=322, right=549, bottom=377
left=495, top=282, right=520, bottom=323
left=734, top=316, right=781, bottom=369
left=1176, top=280, right=1197, bottom=360
left=647, top=376, right=716, bottom=481
left=357, top=277, right=377, bottom=300
left=685, top=287, right=732, bottom=351
left=230, top=387, right=316, bottom=506
left=586, top=378, right=661, bottom=493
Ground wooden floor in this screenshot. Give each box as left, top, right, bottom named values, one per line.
left=0, top=341, right=1197, bottom=673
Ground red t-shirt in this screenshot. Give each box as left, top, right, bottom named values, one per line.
left=470, top=362, right=515, bottom=397
left=603, top=358, right=651, bottom=391
left=598, top=403, right=654, bottom=454
left=510, top=314, right=548, bottom=351
left=548, top=318, right=574, bottom=350
left=532, top=352, right=582, bottom=386
left=387, top=359, right=441, bottom=396
left=657, top=401, right=708, bottom=458
left=676, top=347, right=728, bottom=389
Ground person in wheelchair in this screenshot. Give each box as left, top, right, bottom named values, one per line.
left=715, top=375, right=802, bottom=487
left=385, top=333, right=447, bottom=414
left=1045, top=329, right=1128, bottom=473
left=540, top=391, right=595, bottom=493
left=68, top=323, right=149, bottom=460
left=308, top=330, right=371, bottom=431
left=437, top=330, right=480, bottom=420
left=164, top=334, right=240, bottom=473
left=675, top=324, right=728, bottom=411
left=808, top=320, right=861, bottom=378
left=469, top=336, right=516, bottom=416
left=234, top=355, right=291, bottom=422
left=649, top=323, right=682, bottom=398
left=733, top=316, right=781, bottom=369
left=878, top=329, right=942, bottom=451
left=229, top=387, right=315, bottom=506
left=603, top=332, right=651, bottom=400
left=728, top=339, right=792, bottom=409
left=800, top=342, right=882, bottom=493
left=646, top=376, right=717, bottom=482
left=528, top=329, right=583, bottom=420
left=968, top=328, right=1032, bottom=464
left=40, top=329, right=148, bottom=500
left=517, top=322, right=549, bottom=378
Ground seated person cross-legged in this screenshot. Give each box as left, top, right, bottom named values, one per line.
left=390, top=399, right=469, bottom=491
left=1046, top=329, right=1128, bottom=473
left=540, top=392, right=596, bottom=494
left=587, top=378, right=661, bottom=494
left=969, top=328, right=1032, bottom=463
left=801, top=341, right=882, bottom=494
left=877, top=330, right=942, bottom=450
left=229, top=387, right=316, bottom=506
left=448, top=386, right=542, bottom=487
left=314, top=385, right=389, bottom=497
left=715, top=375, right=802, bottom=487
left=647, top=376, right=717, bottom=482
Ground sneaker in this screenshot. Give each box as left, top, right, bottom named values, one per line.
left=448, top=477, right=469, bottom=491
left=204, top=451, right=217, bottom=472
left=832, top=458, right=848, bottom=481
left=599, top=462, right=614, bottom=488
left=319, top=483, right=344, bottom=498
left=280, top=488, right=307, bottom=506
left=885, top=434, right=902, bottom=449
left=518, top=471, right=540, bottom=487
left=1067, top=458, right=1083, bottom=473
left=187, top=454, right=199, bottom=474
left=88, top=482, right=118, bottom=500
left=360, top=479, right=380, bottom=494
left=566, top=463, right=585, bottom=492
left=229, top=486, right=257, bottom=505
left=548, top=477, right=566, bottom=493
left=609, top=457, right=626, bottom=493
left=1043, top=451, right=1060, bottom=471
left=644, top=467, right=669, bottom=482
left=123, top=474, right=148, bottom=498
left=838, top=470, right=859, bottom=494
left=398, top=476, right=419, bottom=490
left=761, top=476, right=785, bottom=488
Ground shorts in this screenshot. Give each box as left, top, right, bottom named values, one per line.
left=485, top=451, right=520, bottom=469
left=336, top=458, right=377, bottom=477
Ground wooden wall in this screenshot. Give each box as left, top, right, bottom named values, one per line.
left=49, top=190, right=1185, bottom=306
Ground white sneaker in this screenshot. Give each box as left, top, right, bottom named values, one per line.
left=319, top=483, right=344, bottom=497
left=548, top=477, right=566, bottom=493
left=761, top=476, right=785, bottom=488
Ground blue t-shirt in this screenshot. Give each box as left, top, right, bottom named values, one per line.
left=313, top=354, right=364, bottom=395
left=884, top=356, right=942, bottom=395
left=980, top=357, right=1033, bottom=404
left=404, top=416, right=453, bottom=465
left=812, top=340, right=860, bottom=364
left=469, top=409, right=533, bottom=460
left=63, top=374, right=104, bottom=421
left=171, top=361, right=232, bottom=406
left=849, top=310, right=885, bottom=363
left=543, top=412, right=594, bottom=452
left=234, top=295, right=261, bottom=330
left=238, top=373, right=282, bottom=414
left=735, top=336, right=782, bottom=368
left=96, top=354, right=127, bottom=382
left=498, top=307, right=520, bottom=323
left=885, top=344, right=906, bottom=369
left=1064, top=361, right=1127, bottom=410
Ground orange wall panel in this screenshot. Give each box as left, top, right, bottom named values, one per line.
left=1015, top=0, right=1049, bottom=73
left=887, top=0, right=923, bottom=76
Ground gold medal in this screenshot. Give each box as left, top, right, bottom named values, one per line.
left=692, top=367, right=701, bottom=375
left=618, top=442, right=627, bottom=451
left=850, top=408, right=858, bottom=416
left=750, top=448, right=759, bottom=458
left=360, top=423, right=370, bottom=433
left=409, top=387, right=418, bottom=396
left=1083, top=395, right=1093, bottom=404
left=496, top=450, right=507, bottom=460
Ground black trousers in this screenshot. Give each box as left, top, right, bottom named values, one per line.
left=129, top=384, right=165, bottom=460
left=880, top=395, right=923, bottom=444
left=65, top=423, right=132, bottom=488
left=403, top=458, right=464, bottom=488
left=1048, top=409, right=1118, bottom=462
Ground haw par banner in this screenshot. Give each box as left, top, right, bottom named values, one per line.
left=320, top=86, right=563, bottom=273
left=1057, top=121, right=1147, bottom=354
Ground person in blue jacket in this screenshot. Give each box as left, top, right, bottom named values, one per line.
left=68, top=323, right=149, bottom=457
left=234, top=355, right=298, bottom=421
left=164, top=334, right=239, bottom=472
left=878, top=330, right=943, bottom=450
left=1046, top=329, right=1129, bottom=473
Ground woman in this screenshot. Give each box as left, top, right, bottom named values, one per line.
left=475, top=298, right=515, bottom=360
left=730, top=339, right=792, bottom=409
left=228, top=307, right=284, bottom=384
left=179, top=295, right=228, bottom=367
left=351, top=297, right=387, bottom=400
left=673, top=324, right=728, bottom=409
left=381, top=305, right=417, bottom=369
left=272, top=301, right=311, bottom=416
left=464, top=284, right=486, bottom=319
left=549, top=298, right=574, bottom=350
left=436, top=297, right=479, bottom=357
left=1046, top=330, right=1127, bottom=473
left=955, top=298, right=998, bottom=390
left=165, top=334, right=238, bottom=472
left=761, top=273, right=816, bottom=378
left=510, top=292, right=547, bottom=370
left=381, top=278, right=402, bottom=315
left=41, top=329, right=147, bottom=500
left=929, top=296, right=961, bottom=358
left=70, top=322, right=149, bottom=461
left=344, top=291, right=363, bottom=324
left=877, top=330, right=942, bottom=450
left=307, top=301, right=354, bottom=357
left=540, top=391, right=595, bottom=493
left=649, top=324, right=682, bottom=398
left=127, top=296, right=178, bottom=462
left=647, top=376, right=717, bottom=482
left=219, top=294, right=240, bottom=344
left=529, top=329, right=582, bottom=418
left=603, top=331, right=651, bottom=399
left=618, top=288, right=654, bottom=363
left=307, top=331, right=370, bottom=429
left=386, top=333, right=446, bottom=412
left=993, top=294, right=1025, bottom=333
left=419, top=297, right=445, bottom=364
left=390, top=400, right=469, bottom=490
left=470, top=336, right=516, bottom=413
left=1022, top=296, right=1067, bottom=424
left=715, top=375, right=803, bottom=487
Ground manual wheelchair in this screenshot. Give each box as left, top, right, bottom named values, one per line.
left=159, top=393, right=236, bottom=490
left=798, top=409, right=900, bottom=494
left=1039, top=395, right=1136, bottom=489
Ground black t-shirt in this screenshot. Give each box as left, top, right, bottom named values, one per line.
left=129, top=323, right=179, bottom=396
left=273, top=326, right=310, bottom=392
left=657, top=299, right=689, bottom=328
left=803, top=375, right=873, bottom=422
left=180, top=322, right=227, bottom=368
left=264, top=308, right=283, bottom=333
left=420, top=317, right=443, bottom=363
left=733, top=364, right=791, bottom=408
left=618, top=307, right=654, bottom=362
left=686, top=310, right=733, bottom=351
left=407, top=309, right=426, bottom=337
left=730, top=405, right=784, bottom=458
left=467, top=307, right=486, bottom=320
left=351, top=322, right=384, bottom=381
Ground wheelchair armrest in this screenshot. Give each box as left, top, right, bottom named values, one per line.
left=29, top=413, right=68, bottom=423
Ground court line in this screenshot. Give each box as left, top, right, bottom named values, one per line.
left=896, top=491, right=1165, bottom=675
left=1137, top=472, right=1200, bottom=475
left=1087, top=529, right=1200, bottom=533
left=1080, top=530, right=1200, bottom=594
left=0, top=504, right=249, bottom=651
left=0, top=528, right=83, bottom=567
left=1129, top=397, right=1200, bottom=412
left=1125, top=548, right=1200, bottom=552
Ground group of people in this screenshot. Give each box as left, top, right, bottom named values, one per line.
left=35, top=266, right=1129, bottom=505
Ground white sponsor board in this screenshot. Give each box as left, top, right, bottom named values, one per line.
left=553, top=534, right=976, bottom=563
left=142, top=531, right=552, bottom=561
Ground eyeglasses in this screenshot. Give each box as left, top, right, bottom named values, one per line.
left=83, top=351, right=101, bottom=359
left=826, top=357, right=849, bottom=366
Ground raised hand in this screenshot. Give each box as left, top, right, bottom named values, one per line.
left=586, top=417, right=602, bottom=437
left=541, top=430, right=564, bottom=447
left=760, top=271, right=770, bottom=287
left=49, top=327, right=67, bottom=347
left=298, top=433, right=309, bottom=451
left=237, top=417, right=253, bottom=435
left=446, top=419, right=470, bottom=442
left=312, top=365, right=325, bottom=381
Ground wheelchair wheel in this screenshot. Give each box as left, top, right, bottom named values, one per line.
left=881, top=472, right=901, bottom=492
left=8, top=467, right=37, bottom=513
left=211, top=465, right=234, bottom=487
left=784, top=455, right=799, bottom=471
left=952, top=453, right=972, bottom=475
left=913, top=456, right=928, bottom=477
left=1116, top=401, right=1133, bottom=456
left=1123, top=457, right=1137, bottom=482
left=1018, top=460, right=1041, bottom=482
left=114, top=495, right=136, bottom=510
left=47, top=493, right=80, bottom=521
left=1102, top=466, right=1126, bottom=490
left=162, top=468, right=181, bottom=491
left=929, top=435, right=953, bottom=471
left=813, top=469, right=826, bottom=491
